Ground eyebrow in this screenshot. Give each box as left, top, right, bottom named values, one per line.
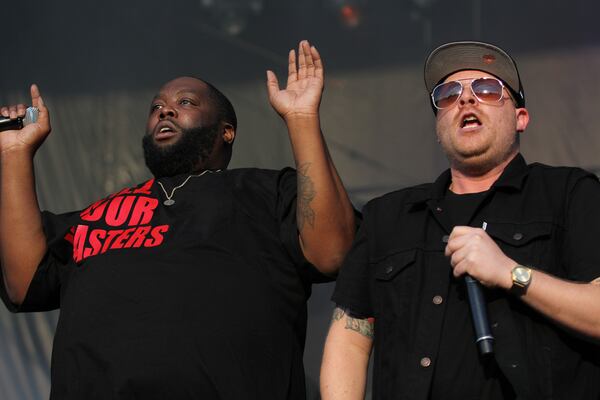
left=152, top=90, right=202, bottom=102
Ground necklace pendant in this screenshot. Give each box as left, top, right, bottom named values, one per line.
left=163, top=199, right=175, bottom=206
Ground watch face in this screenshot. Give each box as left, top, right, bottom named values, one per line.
left=514, top=267, right=531, bottom=284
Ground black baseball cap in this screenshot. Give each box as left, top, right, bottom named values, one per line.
left=424, top=41, right=525, bottom=108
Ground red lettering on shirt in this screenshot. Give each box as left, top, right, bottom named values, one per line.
left=81, top=199, right=108, bottom=222
left=125, top=226, right=152, bottom=248
left=133, top=179, right=154, bottom=195
left=72, top=225, right=89, bottom=263
left=144, top=225, right=169, bottom=247
left=101, top=229, right=124, bottom=253
left=86, top=229, right=106, bottom=258
left=105, top=196, right=136, bottom=227
left=68, top=180, right=172, bottom=263
left=111, top=227, right=136, bottom=249
left=128, top=197, right=158, bottom=226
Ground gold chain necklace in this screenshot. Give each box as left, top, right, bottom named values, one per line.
left=157, top=169, right=221, bottom=206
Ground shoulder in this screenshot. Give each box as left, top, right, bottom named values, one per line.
left=223, top=167, right=297, bottom=202
left=527, top=163, right=596, bottom=180
left=526, top=163, right=599, bottom=191
left=223, top=168, right=294, bottom=183
left=364, top=183, right=432, bottom=213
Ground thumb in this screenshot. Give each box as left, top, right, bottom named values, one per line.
left=30, top=84, right=49, bottom=126
left=266, top=70, right=280, bottom=98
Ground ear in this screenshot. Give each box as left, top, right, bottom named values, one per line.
left=222, top=123, right=236, bottom=144
left=515, top=107, right=530, bottom=133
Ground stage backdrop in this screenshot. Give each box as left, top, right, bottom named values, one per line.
left=1, top=0, right=600, bottom=398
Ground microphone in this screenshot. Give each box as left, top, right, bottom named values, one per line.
left=0, top=107, right=39, bottom=132
left=465, top=275, right=494, bottom=354
left=465, top=221, right=494, bottom=355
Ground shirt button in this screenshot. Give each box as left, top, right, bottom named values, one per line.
left=442, top=235, right=449, bottom=243
left=513, top=232, right=523, bottom=241
left=385, top=265, right=394, bottom=274
left=432, top=295, right=443, bottom=305
left=420, top=357, right=432, bottom=368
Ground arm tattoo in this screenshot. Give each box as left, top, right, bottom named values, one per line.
left=332, top=307, right=345, bottom=321
left=297, top=162, right=316, bottom=231
left=331, top=307, right=374, bottom=339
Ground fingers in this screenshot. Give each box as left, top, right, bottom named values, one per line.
left=311, top=45, right=324, bottom=80
left=297, top=41, right=307, bottom=80
left=287, top=49, right=297, bottom=86
left=266, top=70, right=280, bottom=98
left=445, top=227, right=475, bottom=256
left=302, top=41, right=315, bottom=78
left=0, top=104, right=27, bottom=119
left=449, top=225, right=480, bottom=239
left=448, top=246, right=469, bottom=275
left=286, top=40, right=322, bottom=85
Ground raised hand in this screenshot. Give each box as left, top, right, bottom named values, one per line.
left=266, top=40, right=324, bottom=121
left=0, top=84, right=51, bottom=156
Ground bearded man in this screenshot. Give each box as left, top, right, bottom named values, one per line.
left=0, top=40, right=355, bottom=399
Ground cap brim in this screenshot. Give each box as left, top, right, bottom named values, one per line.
left=424, top=41, right=524, bottom=107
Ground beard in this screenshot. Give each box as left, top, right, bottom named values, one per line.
left=142, top=123, right=220, bottom=178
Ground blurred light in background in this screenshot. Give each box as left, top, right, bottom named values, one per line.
left=326, top=0, right=366, bottom=28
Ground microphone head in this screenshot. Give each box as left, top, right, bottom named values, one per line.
left=23, top=107, right=39, bottom=126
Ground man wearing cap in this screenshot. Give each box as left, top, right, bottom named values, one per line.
left=320, top=41, right=600, bottom=399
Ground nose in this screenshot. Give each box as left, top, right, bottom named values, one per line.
left=458, top=83, right=478, bottom=106
left=159, top=104, right=177, bottom=119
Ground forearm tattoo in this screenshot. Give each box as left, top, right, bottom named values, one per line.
left=297, top=162, right=316, bottom=231
left=332, top=307, right=374, bottom=339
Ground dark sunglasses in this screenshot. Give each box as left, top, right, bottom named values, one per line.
left=431, top=77, right=510, bottom=110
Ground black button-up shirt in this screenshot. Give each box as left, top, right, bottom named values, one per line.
left=333, top=154, right=600, bottom=399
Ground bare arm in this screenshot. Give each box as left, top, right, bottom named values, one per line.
left=517, top=271, right=600, bottom=339
left=267, top=40, right=355, bottom=275
left=445, top=226, right=600, bottom=339
left=321, top=307, right=373, bottom=400
left=0, top=85, right=51, bottom=304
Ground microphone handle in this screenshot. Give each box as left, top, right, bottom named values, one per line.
left=0, top=116, right=24, bottom=132
left=0, top=107, right=39, bottom=132
left=465, top=275, right=494, bottom=355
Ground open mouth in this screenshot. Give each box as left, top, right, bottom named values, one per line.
left=154, top=122, right=179, bottom=140
left=461, top=113, right=482, bottom=129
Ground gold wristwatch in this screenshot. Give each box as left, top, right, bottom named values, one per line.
left=510, top=265, right=532, bottom=295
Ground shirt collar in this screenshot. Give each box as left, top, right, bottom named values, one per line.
left=407, top=153, right=529, bottom=209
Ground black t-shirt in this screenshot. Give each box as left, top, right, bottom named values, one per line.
left=3, top=168, right=328, bottom=400
left=429, top=190, right=515, bottom=400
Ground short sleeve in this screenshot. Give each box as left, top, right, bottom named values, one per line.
left=276, top=167, right=334, bottom=284
left=563, top=174, right=600, bottom=282
left=331, top=211, right=374, bottom=318
left=0, top=210, right=77, bottom=312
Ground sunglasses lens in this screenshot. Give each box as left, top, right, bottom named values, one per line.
left=471, top=78, right=503, bottom=102
left=432, top=81, right=462, bottom=109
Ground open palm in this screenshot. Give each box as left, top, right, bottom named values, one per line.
left=267, top=40, right=324, bottom=120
